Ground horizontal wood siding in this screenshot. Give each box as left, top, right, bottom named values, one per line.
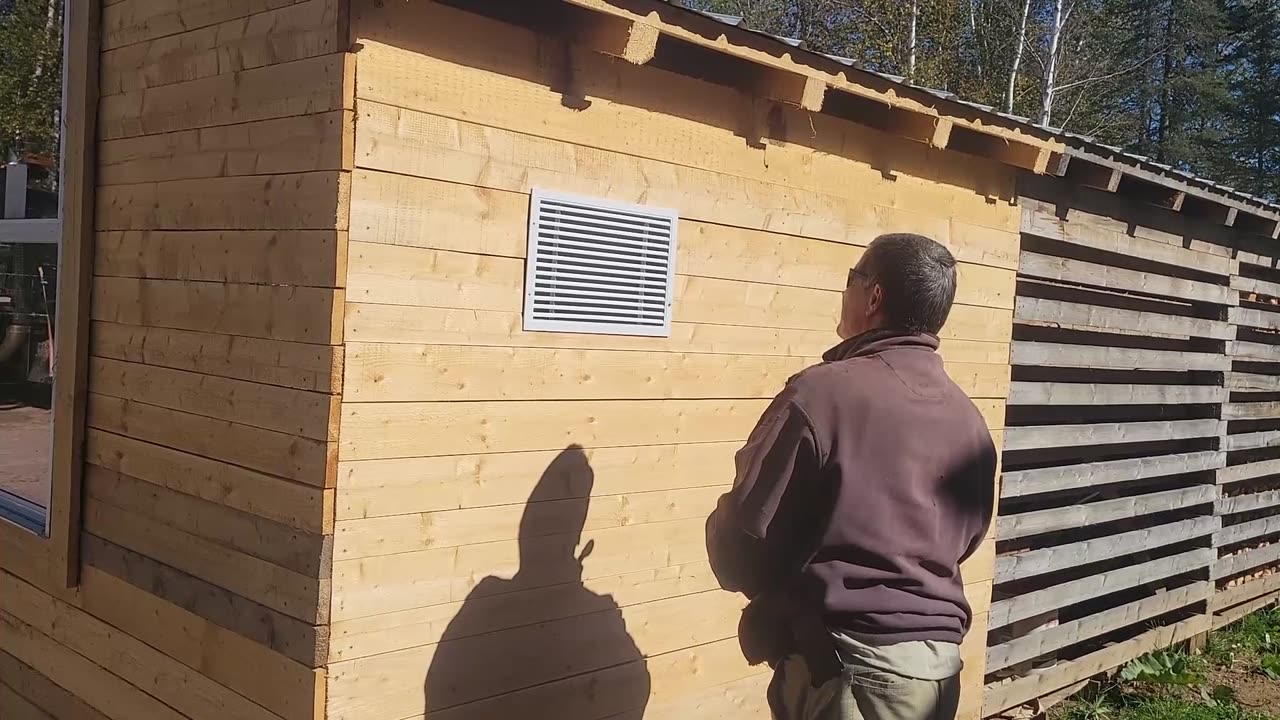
left=328, top=3, right=1016, bottom=720
left=983, top=191, right=1232, bottom=716
left=0, top=0, right=348, bottom=719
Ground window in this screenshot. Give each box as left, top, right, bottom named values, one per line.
left=0, top=0, right=93, bottom=589
left=523, top=189, right=678, bottom=337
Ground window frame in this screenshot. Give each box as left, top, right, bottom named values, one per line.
left=0, top=0, right=98, bottom=592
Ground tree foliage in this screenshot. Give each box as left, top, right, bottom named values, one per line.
left=691, top=0, right=1280, bottom=198
left=0, top=0, right=64, bottom=163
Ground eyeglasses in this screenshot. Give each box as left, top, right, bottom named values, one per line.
left=847, top=268, right=869, bottom=288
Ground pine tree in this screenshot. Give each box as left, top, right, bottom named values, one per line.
left=1218, top=0, right=1280, bottom=197
left=0, top=0, right=63, bottom=162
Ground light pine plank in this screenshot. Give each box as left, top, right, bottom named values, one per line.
left=1215, top=543, right=1280, bottom=580
left=102, top=0, right=312, bottom=49
left=1227, top=372, right=1280, bottom=392
left=0, top=650, right=107, bottom=720
left=83, top=497, right=327, bottom=624
left=349, top=169, right=1017, bottom=309
left=343, top=343, right=1010, bottom=402
left=100, top=0, right=340, bottom=92
left=337, top=442, right=738, bottom=521
left=1020, top=251, right=1234, bottom=306
left=85, top=429, right=330, bottom=533
left=334, top=486, right=724, bottom=559
left=1230, top=305, right=1280, bottom=332
left=1214, top=591, right=1280, bottom=629
left=1014, top=296, right=1233, bottom=340
left=1002, top=451, right=1224, bottom=498
left=92, top=277, right=343, bottom=345
left=988, top=548, right=1215, bottom=630
left=1217, top=489, right=1280, bottom=515
left=1216, top=515, right=1280, bottom=548
left=1008, top=381, right=1224, bottom=406
left=1223, top=430, right=1280, bottom=451
left=97, top=172, right=350, bottom=231
left=87, top=393, right=334, bottom=486
left=984, top=615, right=1209, bottom=715
left=1230, top=339, right=1280, bottom=362
left=1004, top=419, right=1221, bottom=451
left=1217, top=459, right=1280, bottom=486
left=95, top=230, right=346, bottom=286
left=1232, top=274, right=1280, bottom=301
left=1010, top=341, right=1228, bottom=371
left=1212, top=573, right=1280, bottom=612
left=91, top=321, right=342, bottom=393
left=995, top=517, right=1219, bottom=583
left=1223, top=401, right=1280, bottom=420
left=986, top=581, right=1211, bottom=674
left=996, top=485, right=1217, bottom=540
left=99, top=53, right=351, bottom=139
left=0, top=684, right=54, bottom=720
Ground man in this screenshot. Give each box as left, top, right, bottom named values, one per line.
left=706, top=233, right=997, bottom=720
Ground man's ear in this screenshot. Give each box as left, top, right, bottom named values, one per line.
left=866, top=284, right=884, bottom=317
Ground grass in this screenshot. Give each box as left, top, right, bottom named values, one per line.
left=1052, top=608, right=1280, bottom=720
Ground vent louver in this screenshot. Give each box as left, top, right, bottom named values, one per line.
left=524, top=190, right=678, bottom=337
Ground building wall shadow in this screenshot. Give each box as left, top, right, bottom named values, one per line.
left=423, top=445, right=651, bottom=718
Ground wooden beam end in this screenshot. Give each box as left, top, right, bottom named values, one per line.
left=621, top=21, right=659, bottom=65
left=1105, top=168, right=1123, bottom=193
left=800, top=76, right=827, bottom=112
left=1225, top=207, right=1239, bottom=227
left=930, top=118, right=954, bottom=149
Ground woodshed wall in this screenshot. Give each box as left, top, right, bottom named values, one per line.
left=329, top=2, right=1020, bottom=719
left=0, top=0, right=352, bottom=718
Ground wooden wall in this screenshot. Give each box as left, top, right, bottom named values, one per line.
left=329, top=2, right=1021, bottom=719
left=984, top=179, right=1236, bottom=716
left=0, top=0, right=352, bottom=718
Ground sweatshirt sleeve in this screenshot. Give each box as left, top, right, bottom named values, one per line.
left=705, top=390, right=825, bottom=598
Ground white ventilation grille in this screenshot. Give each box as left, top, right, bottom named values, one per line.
left=524, top=189, right=678, bottom=337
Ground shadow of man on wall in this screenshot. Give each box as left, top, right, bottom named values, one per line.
left=423, top=445, right=651, bottom=719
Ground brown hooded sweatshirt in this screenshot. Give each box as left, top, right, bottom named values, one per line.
left=706, top=331, right=996, bottom=668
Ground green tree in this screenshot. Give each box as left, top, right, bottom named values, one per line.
left=0, top=0, right=64, bottom=163
left=1216, top=0, right=1280, bottom=197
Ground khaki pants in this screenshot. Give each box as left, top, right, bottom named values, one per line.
left=768, top=655, right=960, bottom=720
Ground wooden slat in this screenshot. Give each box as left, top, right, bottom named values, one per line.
left=91, top=321, right=342, bottom=393
left=1004, top=419, right=1221, bottom=451
left=1022, top=202, right=1232, bottom=275
left=335, top=486, right=723, bottom=560
left=337, top=442, right=736, bottom=521
left=1020, top=251, right=1234, bottom=306
left=1227, top=372, right=1280, bottom=392
left=85, top=465, right=329, bottom=576
left=986, top=581, right=1210, bottom=674
left=97, top=172, right=349, bottom=231
left=1212, top=573, right=1280, bottom=612
left=1213, top=591, right=1279, bottom=629
left=1217, top=460, right=1280, bottom=487
left=101, top=0, right=313, bottom=49
left=329, top=561, right=719, bottom=662
left=1014, top=296, right=1233, bottom=339
left=348, top=9, right=1023, bottom=237
left=92, top=357, right=338, bottom=440
left=1229, top=339, right=1280, bottom=362
left=989, top=548, right=1214, bottom=630
left=1232, top=274, right=1280, bottom=300
left=331, top=517, right=707, bottom=621
left=344, top=343, right=1009, bottom=403
left=0, top=683, right=53, bottom=720
left=1002, top=451, right=1224, bottom=498
left=0, top=609, right=185, bottom=720
left=1216, top=515, right=1280, bottom=548
left=995, top=517, right=1218, bottom=583
left=1010, top=341, right=1227, bottom=371
left=100, top=0, right=340, bottom=93
left=1223, top=430, right=1280, bottom=452
left=98, top=53, right=351, bottom=139
left=349, top=169, right=1017, bottom=310
left=0, top=650, right=107, bottom=720
left=349, top=96, right=1019, bottom=268
left=95, top=230, right=346, bottom=287
left=77, top=565, right=322, bottom=720
left=1008, top=381, right=1223, bottom=406
left=98, top=111, right=350, bottom=185
left=84, top=497, right=327, bottom=624
left=85, top=430, right=330, bottom=533
left=329, top=590, right=742, bottom=720
left=345, top=242, right=1012, bottom=343
left=92, top=277, right=343, bottom=345
left=1230, top=305, right=1280, bottom=332
left=83, top=536, right=326, bottom=667
left=1223, top=401, right=1280, bottom=420
left=1215, top=543, right=1280, bottom=580
left=983, top=615, right=1209, bottom=716
left=996, top=485, right=1216, bottom=540
left=87, top=393, right=334, bottom=487
left=1020, top=195, right=1233, bottom=260
left=1217, top=489, right=1280, bottom=515
left=0, top=571, right=280, bottom=720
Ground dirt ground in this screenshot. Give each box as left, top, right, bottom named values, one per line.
left=1210, top=666, right=1280, bottom=717
left=0, top=403, right=52, bottom=507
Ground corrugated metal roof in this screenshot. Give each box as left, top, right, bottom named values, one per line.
left=668, top=1, right=1280, bottom=215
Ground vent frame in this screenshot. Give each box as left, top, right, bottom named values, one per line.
left=523, top=189, right=679, bottom=337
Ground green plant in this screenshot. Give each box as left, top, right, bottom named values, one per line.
left=1257, top=653, right=1280, bottom=680
left=1119, top=650, right=1204, bottom=685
